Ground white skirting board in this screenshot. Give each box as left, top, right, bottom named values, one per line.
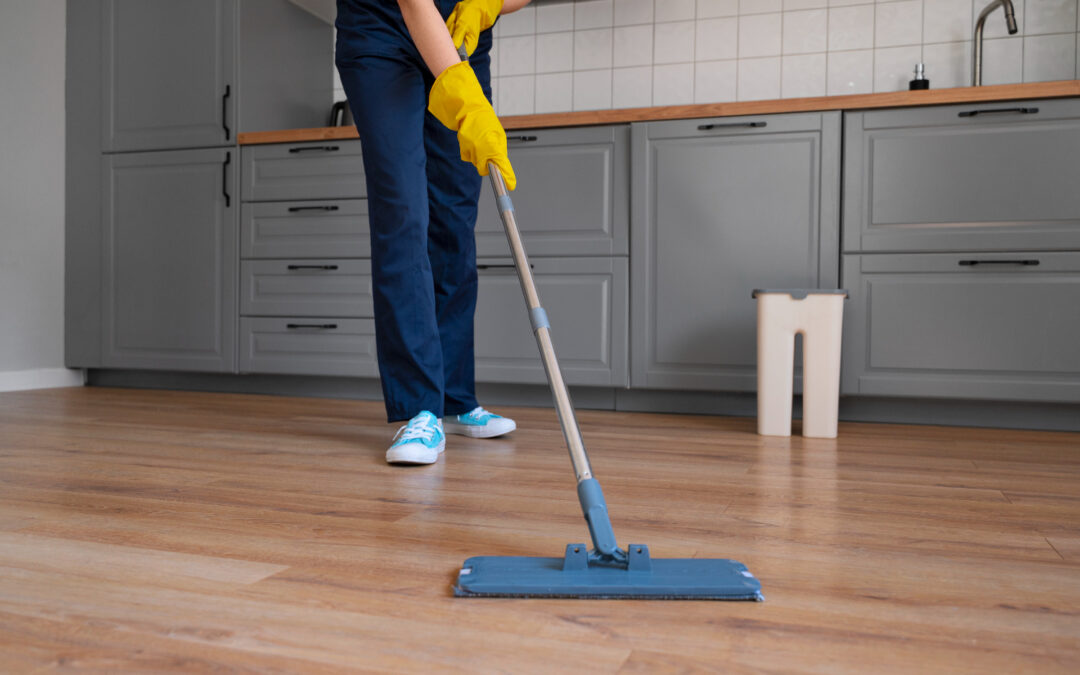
left=0, top=368, right=86, bottom=393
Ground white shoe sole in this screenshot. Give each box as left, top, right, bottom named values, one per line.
left=386, top=438, right=445, bottom=465
left=443, top=419, right=517, bottom=439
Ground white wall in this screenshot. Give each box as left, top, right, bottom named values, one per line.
left=0, top=0, right=81, bottom=390
left=483, top=0, right=1080, bottom=114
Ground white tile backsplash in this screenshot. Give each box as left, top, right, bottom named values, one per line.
left=695, top=59, right=739, bottom=100
left=615, top=0, right=655, bottom=26
left=574, top=27, right=614, bottom=69
left=613, top=65, right=654, bottom=106
left=615, top=24, right=654, bottom=66
left=696, top=18, right=739, bottom=61
left=827, top=48, right=874, bottom=93
left=829, top=5, right=876, bottom=51
left=739, top=13, right=783, bottom=57
left=784, top=9, right=828, bottom=53
left=573, top=68, right=613, bottom=109
left=875, top=0, right=922, bottom=47
left=536, top=32, right=574, bottom=73
left=1024, top=32, right=1078, bottom=80
left=536, top=2, right=575, bottom=33
left=656, top=0, right=697, bottom=23
left=738, top=56, right=782, bottom=98
left=781, top=52, right=827, bottom=96
left=653, top=62, right=696, bottom=103
left=334, top=0, right=1080, bottom=116
left=654, top=21, right=696, bottom=63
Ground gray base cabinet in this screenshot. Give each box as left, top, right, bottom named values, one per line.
left=630, top=112, right=841, bottom=391
left=474, top=125, right=629, bottom=257
left=844, top=98, right=1080, bottom=253
left=841, top=252, right=1080, bottom=402
left=240, top=259, right=374, bottom=318
left=102, top=148, right=237, bottom=372
left=239, top=318, right=378, bottom=377
left=474, top=257, right=628, bottom=386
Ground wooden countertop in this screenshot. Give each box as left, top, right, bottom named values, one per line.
left=237, top=79, right=1080, bottom=145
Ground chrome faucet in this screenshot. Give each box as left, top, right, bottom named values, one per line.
left=973, top=0, right=1019, bottom=86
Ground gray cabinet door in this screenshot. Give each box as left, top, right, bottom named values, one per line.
left=240, top=259, right=374, bottom=318
left=102, top=148, right=237, bottom=371
left=239, top=318, right=378, bottom=377
left=631, top=112, right=841, bottom=391
left=241, top=200, right=370, bottom=259
left=844, top=98, right=1080, bottom=253
left=841, top=252, right=1080, bottom=402
left=102, top=0, right=236, bottom=152
left=475, top=125, right=630, bottom=257
left=474, top=257, right=629, bottom=386
left=242, top=141, right=366, bottom=202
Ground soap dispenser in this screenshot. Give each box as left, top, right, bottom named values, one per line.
left=909, top=63, right=929, bottom=90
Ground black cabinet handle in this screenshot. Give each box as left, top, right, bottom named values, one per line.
left=287, top=264, right=339, bottom=271
left=286, top=323, right=338, bottom=330
left=698, top=121, right=767, bottom=131
left=958, top=259, right=1040, bottom=266
left=288, top=145, right=340, bottom=153
left=477, top=263, right=533, bottom=270
left=957, top=107, right=1039, bottom=118
left=507, top=135, right=538, bottom=142
left=222, top=85, right=231, bottom=141
left=222, top=151, right=231, bottom=208
left=287, top=205, right=340, bottom=213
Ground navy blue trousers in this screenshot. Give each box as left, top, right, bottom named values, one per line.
left=335, top=9, right=493, bottom=423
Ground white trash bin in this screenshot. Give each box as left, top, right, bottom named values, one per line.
left=753, top=289, right=848, bottom=439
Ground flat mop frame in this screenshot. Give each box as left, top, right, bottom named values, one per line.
left=452, top=161, right=763, bottom=600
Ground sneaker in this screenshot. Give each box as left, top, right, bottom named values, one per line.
left=443, top=406, right=516, bottom=439
left=386, top=411, right=445, bottom=465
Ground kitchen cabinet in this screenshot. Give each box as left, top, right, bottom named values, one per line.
left=242, top=141, right=367, bottom=202
left=843, top=98, right=1080, bottom=253
left=101, top=0, right=236, bottom=152
left=240, top=259, right=374, bottom=318
left=630, top=112, right=841, bottom=392
left=474, top=257, right=629, bottom=387
left=474, top=125, right=630, bottom=257
left=102, top=148, right=237, bottom=372
left=239, top=318, right=378, bottom=377
left=841, top=252, right=1080, bottom=402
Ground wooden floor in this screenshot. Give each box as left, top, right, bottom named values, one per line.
left=1, top=386, right=1078, bottom=673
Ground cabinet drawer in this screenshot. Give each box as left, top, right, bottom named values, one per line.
left=241, top=200, right=369, bottom=259
left=239, top=317, right=377, bottom=377
left=242, top=140, right=365, bottom=201
left=240, top=259, right=373, bottom=317
left=844, top=98, right=1080, bottom=252
left=474, top=257, right=628, bottom=386
left=475, top=125, right=629, bottom=257
left=841, top=252, right=1080, bottom=402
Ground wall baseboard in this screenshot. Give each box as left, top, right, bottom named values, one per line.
left=0, top=368, right=85, bottom=393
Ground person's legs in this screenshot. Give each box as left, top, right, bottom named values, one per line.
left=337, top=53, right=445, bottom=423
left=422, top=31, right=495, bottom=417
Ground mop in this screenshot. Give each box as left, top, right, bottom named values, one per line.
left=452, top=160, right=763, bottom=600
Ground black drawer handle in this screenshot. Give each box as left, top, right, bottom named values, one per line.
left=958, top=107, right=1039, bottom=118
left=287, top=264, right=340, bottom=271
left=222, top=151, right=231, bottom=208
left=288, top=145, right=341, bottom=153
left=507, top=135, right=538, bottom=143
left=286, top=323, right=338, bottom=330
left=222, top=85, right=231, bottom=141
left=958, top=259, right=1040, bottom=267
left=477, top=263, right=533, bottom=270
left=697, top=121, right=767, bottom=131
left=287, top=205, right=340, bottom=213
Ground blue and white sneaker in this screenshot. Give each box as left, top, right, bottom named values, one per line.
left=386, top=411, right=445, bottom=465
left=442, top=406, right=517, bottom=439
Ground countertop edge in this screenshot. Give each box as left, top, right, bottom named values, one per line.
left=237, top=80, right=1080, bottom=145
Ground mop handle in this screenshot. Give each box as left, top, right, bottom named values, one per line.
left=486, top=163, right=594, bottom=484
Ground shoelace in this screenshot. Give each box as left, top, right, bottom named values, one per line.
left=394, top=418, right=439, bottom=442
left=465, top=406, right=493, bottom=422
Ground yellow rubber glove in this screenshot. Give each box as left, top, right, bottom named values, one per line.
left=445, top=0, right=503, bottom=56
left=428, top=61, right=517, bottom=191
